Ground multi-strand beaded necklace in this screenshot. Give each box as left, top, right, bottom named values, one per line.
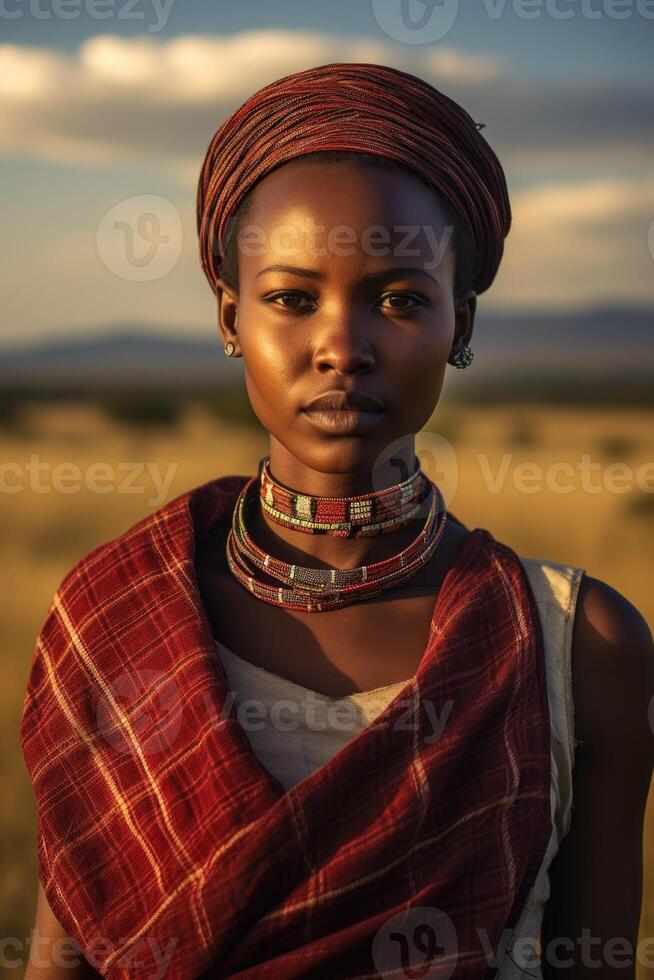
left=226, top=458, right=448, bottom=612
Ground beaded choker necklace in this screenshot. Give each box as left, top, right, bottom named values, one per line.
left=259, top=456, right=431, bottom=537
left=226, top=461, right=448, bottom=612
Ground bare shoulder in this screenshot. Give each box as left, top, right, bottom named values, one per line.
left=540, top=574, right=653, bottom=976
left=571, top=573, right=654, bottom=763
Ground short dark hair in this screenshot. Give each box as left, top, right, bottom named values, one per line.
left=218, top=151, right=478, bottom=301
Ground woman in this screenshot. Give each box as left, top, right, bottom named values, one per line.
left=21, top=63, right=653, bottom=979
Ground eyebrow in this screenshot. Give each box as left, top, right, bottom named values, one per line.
left=255, top=264, right=439, bottom=284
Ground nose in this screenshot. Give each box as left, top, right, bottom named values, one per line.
left=311, top=308, right=376, bottom=376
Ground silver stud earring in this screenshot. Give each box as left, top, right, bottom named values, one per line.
left=224, top=341, right=236, bottom=357
left=449, top=344, right=474, bottom=369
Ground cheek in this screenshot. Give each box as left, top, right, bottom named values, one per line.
left=388, top=330, right=451, bottom=427
left=240, top=327, right=303, bottom=420
left=392, top=325, right=451, bottom=383
left=404, top=355, right=447, bottom=419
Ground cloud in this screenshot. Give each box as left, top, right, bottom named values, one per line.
left=477, top=77, right=654, bottom=170
left=1, top=29, right=650, bottom=186
left=487, top=173, right=654, bottom=309
left=422, top=47, right=504, bottom=84
left=1, top=31, right=653, bottom=335
left=0, top=31, right=505, bottom=177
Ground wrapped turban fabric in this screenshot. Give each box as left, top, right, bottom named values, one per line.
left=196, top=62, right=511, bottom=297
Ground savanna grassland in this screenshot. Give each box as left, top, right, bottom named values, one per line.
left=2, top=395, right=653, bottom=977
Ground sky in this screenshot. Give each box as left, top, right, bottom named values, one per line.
left=1, top=0, right=653, bottom=345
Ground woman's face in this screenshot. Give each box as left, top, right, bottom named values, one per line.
left=215, top=158, right=476, bottom=482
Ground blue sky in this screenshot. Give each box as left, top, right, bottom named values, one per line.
left=3, top=0, right=654, bottom=80
left=1, top=0, right=653, bottom=344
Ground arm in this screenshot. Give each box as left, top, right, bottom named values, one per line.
left=541, top=575, right=654, bottom=978
left=24, top=881, right=104, bottom=979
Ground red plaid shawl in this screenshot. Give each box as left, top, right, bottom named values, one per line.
left=20, top=475, right=551, bottom=979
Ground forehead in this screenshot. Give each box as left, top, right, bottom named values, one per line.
left=245, top=157, right=451, bottom=228
left=238, top=158, right=456, bottom=275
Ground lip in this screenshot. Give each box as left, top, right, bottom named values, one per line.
left=304, top=389, right=385, bottom=413
left=301, top=408, right=386, bottom=435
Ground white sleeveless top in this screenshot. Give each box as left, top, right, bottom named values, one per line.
left=216, top=554, right=585, bottom=979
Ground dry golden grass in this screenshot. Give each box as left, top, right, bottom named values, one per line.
left=3, top=400, right=653, bottom=976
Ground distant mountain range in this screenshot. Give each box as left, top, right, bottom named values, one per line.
left=0, top=328, right=235, bottom=387
left=0, top=304, right=651, bottom=390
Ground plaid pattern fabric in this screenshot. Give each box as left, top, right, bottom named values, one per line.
left=20, top=475, right=551, bottom=979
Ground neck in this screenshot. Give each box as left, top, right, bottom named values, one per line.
left=267, top=436, right=418, bottom=496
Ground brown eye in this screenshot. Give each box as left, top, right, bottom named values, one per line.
left=378, top=293, right=425, bottom=314
left=265, top=291, right=314, bottom=311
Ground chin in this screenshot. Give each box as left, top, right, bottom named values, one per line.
left=288, top=434, right=407, bottom=478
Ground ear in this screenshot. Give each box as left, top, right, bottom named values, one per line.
left=451, top=289, right=477, bottom=351
left=215, top=277, right=241, bottom=357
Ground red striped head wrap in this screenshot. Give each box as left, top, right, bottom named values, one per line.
left=196, top=62, right=511, bottom=296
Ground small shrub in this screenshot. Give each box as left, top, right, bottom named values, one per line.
left=597, top=436, right=638, bottom=460
left=421, top=413, right=461, bottom=444
left=0, top=396, right=21, bottom=429
left=507, top=419, right=539, bottom=448
left=625, top=491, right=654, bottom=518
left=100, top=394, right=182, bottom=429
left=205, top=389, right=261, bottom=428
